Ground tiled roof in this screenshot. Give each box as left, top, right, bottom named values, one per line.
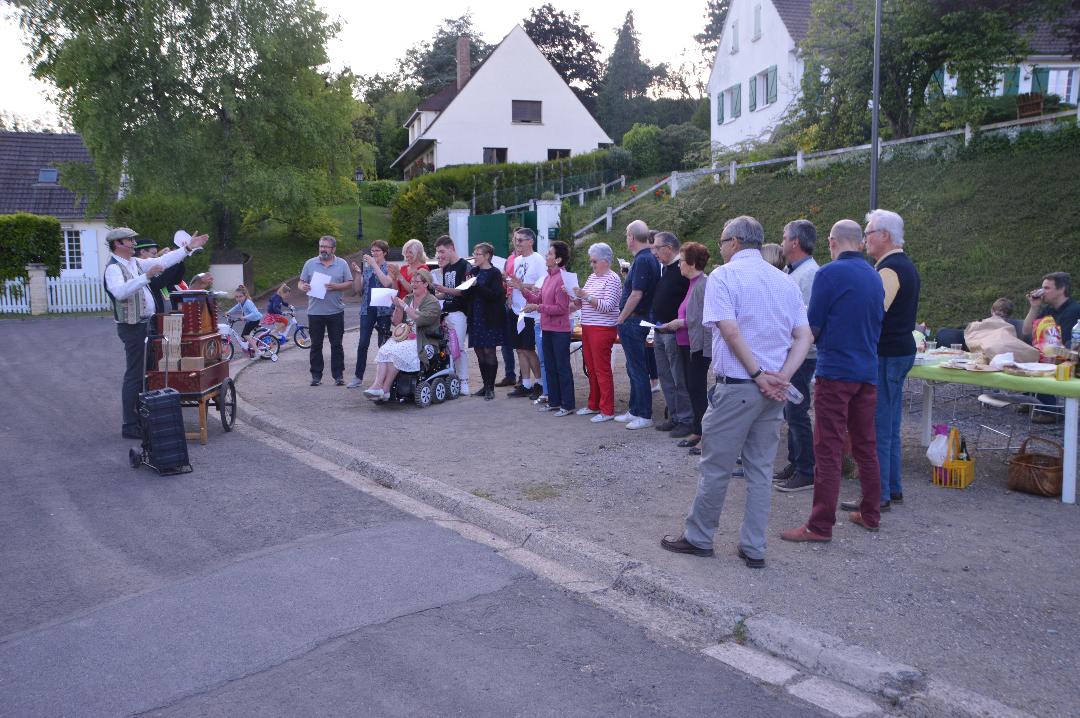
left=417, top=84, right=459, bottom=111
left=773, top=0, right=812, bottom=43
left=1026, top=17, right=1076, bottom=56
left=0, top=131, right=109, bottom=220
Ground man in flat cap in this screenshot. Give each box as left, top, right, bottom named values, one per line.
left=104, top=227, right=208, bottom=439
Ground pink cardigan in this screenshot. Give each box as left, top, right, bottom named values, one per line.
left=522, top=267, right=572, bottom=332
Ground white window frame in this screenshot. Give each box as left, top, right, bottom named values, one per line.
left=1047, top=68, right=1077, bottom=103
left=62, top=228, right=82, bottom=271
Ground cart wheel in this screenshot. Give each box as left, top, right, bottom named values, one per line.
left=432, top=378, right=447, bottom=403
left=447, top=376, right=461, bottom=399
left=217, top=378, right=237, bottom=431
left=221, top=338, right=235, bottom=362
left=414, top=380, right=432, bottom=408
left=294, top=326, right=311, bottom=349
left=129, top=447, right=141, bottom=469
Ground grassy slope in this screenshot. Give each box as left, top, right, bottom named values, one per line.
left=574, top=130, right=1080, bottom=328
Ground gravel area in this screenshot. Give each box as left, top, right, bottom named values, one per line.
left=241, top=332, right=1079, bottom=717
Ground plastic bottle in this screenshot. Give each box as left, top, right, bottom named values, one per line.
left=1071, top=319, right=1080, bottom=351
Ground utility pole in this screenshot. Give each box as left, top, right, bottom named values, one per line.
left=869, top=0, right=882, bottom=211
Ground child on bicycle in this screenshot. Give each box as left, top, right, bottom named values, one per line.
left=263, top=283, right=293, bottom=335
left=225, top=284, right=263, bottom=357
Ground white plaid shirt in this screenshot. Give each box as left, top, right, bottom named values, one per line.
left=703, top=248, right=808, bottom=379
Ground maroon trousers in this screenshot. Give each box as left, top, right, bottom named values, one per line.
left=807, top=378, right=882, bottom=536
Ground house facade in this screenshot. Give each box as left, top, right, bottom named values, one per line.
left=0, top=131, right=112, bottom=279
left=709, top=0, right=1079, bottom=151
left=390, top=26, right=613, bottom=179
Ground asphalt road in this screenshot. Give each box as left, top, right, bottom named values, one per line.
left=0, top=316, right=825, bottom=717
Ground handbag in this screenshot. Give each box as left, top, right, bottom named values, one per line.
left=391, top=322, right=411, bottom=342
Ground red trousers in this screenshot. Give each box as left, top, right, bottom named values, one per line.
left=807, top=378, right=882, bottom=536
left=581, top=325, right=617, bottom=416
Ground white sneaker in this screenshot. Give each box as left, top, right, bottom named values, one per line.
left=626, top=417, right=654, bottom=430
left=460, top=381, right=470, bottom=395
left=614, top=412, right=636, bottom=423
left=591, top=413, right=615, bottom=423
left=553, top=408, right=573, bottom=417
left=651, top=383, right=661, bottom=393
left=532, top=394, right=549, bottom=405
left=363, top=388, right=383, bottom=399
left=575, top=407, right=598, bottom=416
left=347, top=377, right=363, bottom=389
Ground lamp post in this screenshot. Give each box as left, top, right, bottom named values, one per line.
left=869, top=0, right=882, bottom=211
left=354, top=168, right=365, bottom=243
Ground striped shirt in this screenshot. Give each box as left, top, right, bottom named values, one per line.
left=703, top=248, right=808, bottom=379
left=579, top=271, right=623, bottom=327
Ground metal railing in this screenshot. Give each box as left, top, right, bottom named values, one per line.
left=570, top=109, right=1079, bottom=240
left=495, top=175, right=626, bottom=214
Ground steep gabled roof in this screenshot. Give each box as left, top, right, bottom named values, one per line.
left=417, top=84, right=459, bottom=112
left=772, top=0, right=812, bottom=44
left=1027, top=17, right=1077, bottom=56
left=0, top=131, right=107, bottom=220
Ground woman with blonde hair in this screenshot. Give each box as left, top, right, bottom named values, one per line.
left=365, top=268, right=442, bottom=400
left=761, top=243, right=786, bottom=270
left=389, top=239, right=430, bottom=298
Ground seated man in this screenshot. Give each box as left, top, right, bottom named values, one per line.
left=1023, top=272, right=1080, bottom=423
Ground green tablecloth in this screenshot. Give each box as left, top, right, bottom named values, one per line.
left=908, top=364, right=1080, bottom=398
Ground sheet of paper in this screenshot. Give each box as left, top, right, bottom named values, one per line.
left=432, top=268, right=444, bottom=287
left=308, top=271, right=331, bottom=299
left=561, top=270, right=580, bottom=294
left=639, top=320, right=657, bottom=329
left=369, top=287, right=395, bottom=307
left=516, top=312, right=526, bottom=334
left=491, top=256, right=506, bottom=271
left=456, top=276, right=477, bottom=292
left=173, top=229, right=192, bottom=248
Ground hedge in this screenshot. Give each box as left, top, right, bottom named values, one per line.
left=110, top=193, right=212, bottom=250
left=0, top=213, right=62, bottom=281
left=389, top=148, right=632, bottom=244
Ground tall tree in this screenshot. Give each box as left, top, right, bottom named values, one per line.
left=694, top=0, right=731, bottom=59
left=793, top=0, right=1055, bottom=147
left=597, top=11, right=663, bottom=141
left=359, top=74, right=421, bottom=179
left=523, top=4, right=603, bottom=108
left=398, top=14, right=491, bottom=98
left=9, top=0, right=371, bottom=247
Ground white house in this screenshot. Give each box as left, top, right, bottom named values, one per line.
left=0, top=131, right=112, bottom=279
left=708, top=0, right=1080, bottom=151
left=390, top=26, right=613, bottom=179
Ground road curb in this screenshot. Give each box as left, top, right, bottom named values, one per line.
left=231, top=368, right=1028, bottom=717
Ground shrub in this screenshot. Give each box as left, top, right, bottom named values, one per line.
left=658, top=123, right=710, bottom=171
left=540, top=191, right=557, bottom=200
left=287, top=210, right=341, bottom=246
left=110, top=193, right=212, bottom=249
left=425, top=208, right=449, bottom=241
left=359, top=180, right=401, bottom=207
left=0, top=213, right=62, bottom=280
left=390, top=183, right=444, bottom=245
left=622, top=123, right=663, bottom=176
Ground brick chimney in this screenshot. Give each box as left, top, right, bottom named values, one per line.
left=456, top=36, right=470, bottom=90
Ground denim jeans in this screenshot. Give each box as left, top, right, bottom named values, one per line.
left=784, top=357, right=817, bottom=477
left=618, top=320, right=652, bottom=419
left=535, top=320, right=547, bottom=394
left=501, top=306, right=517, bottom=381
left=541, top=330, right=574, bottom=410
left=309, top=311, right=345, bottom=381
left=876, top=354, right=915, bottom=499
left=354, top=310, right=391, bottom=381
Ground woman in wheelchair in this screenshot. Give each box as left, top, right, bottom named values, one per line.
left=364, top=269, right=441, bottom=401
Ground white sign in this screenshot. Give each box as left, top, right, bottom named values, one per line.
left=369, top=287, right=395, bottom=307
left=308, top=271, right=331, bottom=299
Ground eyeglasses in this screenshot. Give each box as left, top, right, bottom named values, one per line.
left=863, top=228, right=881, bottom=238
left=720, top=237, right=736, bottom=244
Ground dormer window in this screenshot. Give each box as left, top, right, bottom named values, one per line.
left=38, top=168, right=58, bottom=184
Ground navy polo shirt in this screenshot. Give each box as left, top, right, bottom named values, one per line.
left=807, top=251, right=884, bottom=384
left=620, top=246, right=661, bottom=319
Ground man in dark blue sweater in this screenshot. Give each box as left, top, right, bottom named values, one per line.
left=842, top=209, right=921, bottom=512
left=782, top=220, right=885, bottom=542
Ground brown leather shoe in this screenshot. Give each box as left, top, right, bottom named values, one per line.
left=660, top=535, right=714, bottom=557
left=849, top=512, right=880, bottom=532
left=780, top=525, right=831, bottom=543
left=495, top=377, right=517, bottom=387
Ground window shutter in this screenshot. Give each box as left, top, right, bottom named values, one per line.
left=717, top=93, right=724, bottom=124
left=931, top=68, right=945, bottom=96
left=749, top=75, right=757, bottom=111
left=1003, top=67, right=1020, bottom=96
left=1032, top=67, right=1049, bottom=95
left=767, top=65, right=778, bottom=104
left=732, top=84, right=742, bottom=118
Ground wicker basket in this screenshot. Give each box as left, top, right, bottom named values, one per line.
left=1007, top=436, right=1063, bottom=497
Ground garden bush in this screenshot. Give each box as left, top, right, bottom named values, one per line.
left=622, top=123, right=662, bottom=176
left=0, top=213, right=62, bottom=280
left=359, top=180, right=401, bottom=207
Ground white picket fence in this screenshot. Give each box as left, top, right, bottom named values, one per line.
left=46, top=275, right=110, bottom=312
left=0, top=279, right=30, bottom=314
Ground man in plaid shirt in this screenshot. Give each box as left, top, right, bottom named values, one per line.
left=661, top=216, right=812, bottom=569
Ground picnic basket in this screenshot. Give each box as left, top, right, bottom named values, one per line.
left=1007, top=436, right=1063, bottom=497
left=931, top=427, right=974, bottom=489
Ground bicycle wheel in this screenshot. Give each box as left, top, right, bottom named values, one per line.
left=221, top=337, right=235, bottom=362
left=252, top=330, right=279, bottom=359
left=293, top=326, right=311, bottom=349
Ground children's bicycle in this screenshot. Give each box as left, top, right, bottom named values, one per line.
left=219, top=318, right=278, bottom=362
left=256, top=308, right=311, bottom=349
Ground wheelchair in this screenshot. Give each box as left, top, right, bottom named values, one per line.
left=382, top=318, right=462, bottom=408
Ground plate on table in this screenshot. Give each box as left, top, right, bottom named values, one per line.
left=965, top=364, right=1000, bottom=373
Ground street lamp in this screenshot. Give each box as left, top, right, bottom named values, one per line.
left=869, top=0, right=882, bottom=211
left=354, top=167, right=365, bottom=243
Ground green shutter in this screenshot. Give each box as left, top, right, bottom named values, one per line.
left=767, top=65, right=778, bottom=104
left=717, top=93, right=724, bottom=124
left=1003, top=67, right=1020, bottom=96
left=731, top=84, right=741, bottom=118
left=1032, top=67, right=1049, bottom=95
left=931, top=68, right=945, bottom=96
left=749, top=75, right=757, bottom=111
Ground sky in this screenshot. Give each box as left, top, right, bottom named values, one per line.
left=1, top=1, right=711, bottom=128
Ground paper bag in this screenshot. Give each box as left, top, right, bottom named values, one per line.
left=963, top=316, right=1039, bottom=363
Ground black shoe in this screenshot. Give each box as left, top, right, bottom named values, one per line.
left=529, top=385, right=543, bottom=401
left=840, top=498, right=891, bottom=512
left=660, top=535, right=714, bottom=557
left=688, top=446, right=702, bottom=456
left=334, top=378, right=345, bottom=386
left=891, top=493, right=903, bottom=504
left=772, top=463, right=796, bottom=484
left=737, top=546, right=766, bottom=569
left=507, top=385, right=530, bottom=398
left=677, top=436, right=701, bottom=448
left=669, top=423, right=692, bottom=438
left=484, top=388, right=495, bottom=401
left=121, top=427, right=143, bottom=440
left=775, top=473, right=814, bottom=493
left=655, top=419, right=676, bottom=432
left=495, top=377, right=517, bottom=387
left=311, top=377, right=322, bottom=386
